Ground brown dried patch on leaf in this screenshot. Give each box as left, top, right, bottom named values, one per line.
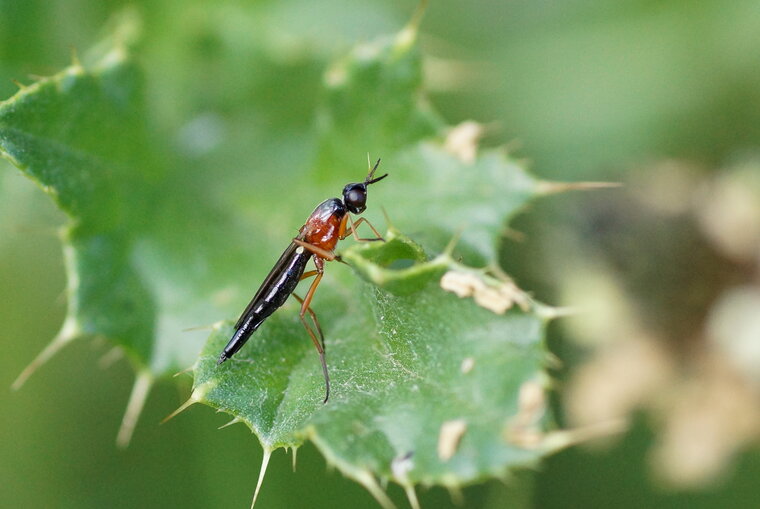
left=440, top=270, right=530, bottom=314
left=437, top=419, right=467, bottom=461
left=444, top=121, right=484, bottom=164
left=503, top=380, right=547, bottom=448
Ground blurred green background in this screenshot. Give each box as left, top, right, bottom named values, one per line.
left=2, top=0, right=759, bottom=508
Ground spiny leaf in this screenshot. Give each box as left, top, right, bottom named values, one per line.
left=316, top=12, right=442, bottom=175
left=183, top=9, right=562, bottom=501
left=193, top=232, right=552, bottom=488
left=1, top=52, right=161, bottom=366
left=374, top=143, right=538, bottom=265
left=0, top=18, right=274, bottom=444
left=3, top=2, right=563, bottom=500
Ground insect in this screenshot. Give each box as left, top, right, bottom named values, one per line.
left=217, top=159, right=388, bottom=403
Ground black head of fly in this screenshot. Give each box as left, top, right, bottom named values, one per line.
left=342, top=158, right=388, bottom=214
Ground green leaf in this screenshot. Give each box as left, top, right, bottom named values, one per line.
left=1, top=17, right=277, bottom=445
left=374, top=143, right=538, bottom=265
left=193, top=232, right=552, bottom=496
left=316, top=19, right=442, bottom=173
left=3, top=4, right=562, bottom=498
left=0, top=52, right=162, bottom=365
left=186, top=14, right=559, bottom=500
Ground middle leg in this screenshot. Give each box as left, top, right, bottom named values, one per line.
left=297, top=268, right=330, bottom=403
left=292, top=292, right=325, bottom=352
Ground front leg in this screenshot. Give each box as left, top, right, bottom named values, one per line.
left=341, top=215, right=385, bottom=242
left=292, top=238, right=348, bottom=265
left=292, top=239, right=337, bottom=260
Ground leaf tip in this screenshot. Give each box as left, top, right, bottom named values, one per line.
left=98, top=346, right=124, bottom=369
left=400, top=0, right=429, bottom=45
left=540, top=419, right=628, bottom=452
left=160, top=381, right=214, bottom=425
left=251, top=448, right=273, bottom=509
left=535, top=180, right=623, bottom=196
left=160, top=398, right=196, bottom=425
left=536, top=305, right=583, bottom=321
left=172, top=365, right=195, bottom=378
left=380, top=206, right=396, bottom=232
left=445, top=485, right=465, bottom=506
left=116, top=370, right=153, bottom=448
left=353, top=470, right=396, bottom=509
left=404, top=485, right=421, bottom=509
left=10, top=79, right=26, bottom=91
left=218, top=417, right=242, bottom=430
left=441, top=229, right=463, bottom=258
left=11, top=327, right=78, bottom=391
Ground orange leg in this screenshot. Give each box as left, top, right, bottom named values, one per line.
left=292, top=292, right=325, bottom=352
left=296, top=270, right=325, bottom=350
left=300, top=270, right=319, bottom=281
left=292, top=239, right=338, bottom=261
left=297, top=269, right=330, bottom=403
left=341, top=215, right=385, bottom=242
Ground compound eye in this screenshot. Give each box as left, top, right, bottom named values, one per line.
left=343, top=184, right=367, bottom=212
left=348, top=189, right=364, bottom=206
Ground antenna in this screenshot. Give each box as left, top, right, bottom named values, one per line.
left=365, top=158, right=388, bottom=185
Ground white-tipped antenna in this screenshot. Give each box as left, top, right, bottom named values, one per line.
left=365, top=158, right=387, bottom=185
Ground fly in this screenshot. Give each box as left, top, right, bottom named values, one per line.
left=217, top=159, right=388, bottom=403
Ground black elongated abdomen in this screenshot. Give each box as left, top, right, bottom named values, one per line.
left=218, top=243, right=310, bottom=364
